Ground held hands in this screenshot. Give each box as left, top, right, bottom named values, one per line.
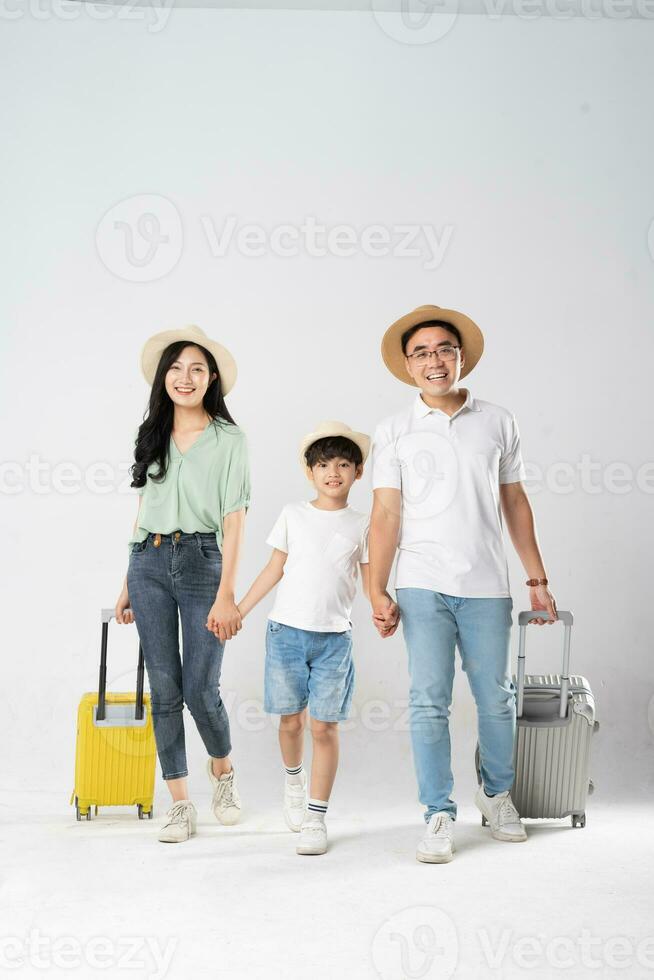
left=206, top=596, right=243, bottom=643
left=115, top=586, right=135, bottom=625
left=371, top=590, right=400, bottom=638
left=527, top=584, right=557, bottom=626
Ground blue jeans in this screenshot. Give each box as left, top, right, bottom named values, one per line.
left=126, top=531, right=231, bottom=780
left=395, top=589, right=515, bottom=822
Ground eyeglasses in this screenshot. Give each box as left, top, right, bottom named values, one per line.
left=406, top=345, right=461, bottom=364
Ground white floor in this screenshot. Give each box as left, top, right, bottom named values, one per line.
left=2, top=793, right=652, bottom=980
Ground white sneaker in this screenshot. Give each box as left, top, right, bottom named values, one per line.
left=207, top=759, right=241, bottom=825
left=296, top=817, right=328, bottom=855
left=283, top=771, right=307, bottom=832
left=475, top=786, right=527, bottom=842
left=158, top=800, right=197, bottom=843
left=416, top=812, right=455, bottom=863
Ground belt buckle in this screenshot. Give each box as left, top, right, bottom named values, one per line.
left=174, top=531, right=181, bottom=542
left=153, top=533, right=161, bottom=547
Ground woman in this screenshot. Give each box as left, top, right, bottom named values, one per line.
left=115, top=325, right=251, bottom=844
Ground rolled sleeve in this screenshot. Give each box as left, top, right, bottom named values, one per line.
left=371, top=423, right=402, bottom=491
left=499, top=414, right=527, bottom=484
left=222, top=431, right=252, bottom=518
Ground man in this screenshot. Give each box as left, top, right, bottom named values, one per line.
left=368, top=304, right=556, bottom=864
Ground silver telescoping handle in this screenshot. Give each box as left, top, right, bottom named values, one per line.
left=516, top=610, right=574, bottom=720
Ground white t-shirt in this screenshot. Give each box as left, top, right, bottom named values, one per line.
left=371, top=390, right=526, bottom=598
left=266, top=501, right=369, bottom=632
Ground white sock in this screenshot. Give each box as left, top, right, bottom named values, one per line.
left=285, top=762, right=305, bottom=785
left=307, top=798, right=328, bottom=822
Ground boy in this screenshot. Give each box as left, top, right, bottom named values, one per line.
left=235, top=421, right=370, bottom=855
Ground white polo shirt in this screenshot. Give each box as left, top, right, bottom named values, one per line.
left=371, top=390, right=526, bottom=598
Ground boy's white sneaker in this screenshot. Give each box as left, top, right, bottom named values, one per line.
left=416, top=812, right=455, bottom=863
left=283, top=771, right=307, bottom=832
left=296, top=817, right=328, bottom=855
left=207, top=760, right=241, bottom=825
left=158, top=800, right=197, bottom=843
left=475, top=787, right=527, bottom=842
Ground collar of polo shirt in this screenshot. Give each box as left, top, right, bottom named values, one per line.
left=413, top=389, right=481, bottom=418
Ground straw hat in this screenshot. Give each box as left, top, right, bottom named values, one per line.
left=381, top=304, right=484, bottom=387
left=140, top=324, right=237, bottom=394
left=299, top=421, right=370, bottom=472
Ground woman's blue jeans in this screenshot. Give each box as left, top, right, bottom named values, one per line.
left=395, top=588, right=515, bottom=822
left=127, top=531, right=231, bottom=781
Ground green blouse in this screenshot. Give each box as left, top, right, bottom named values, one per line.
left=128, top=420, right=251, bottom=555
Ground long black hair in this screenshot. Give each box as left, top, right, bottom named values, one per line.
left=130, top=341, right=237, bottom=491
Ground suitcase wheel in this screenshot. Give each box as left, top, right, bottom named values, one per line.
left=74, top=796, right=91, bottom=822
left=572, top=813, right=586, bottom=828
left=137, top=804, right=153, bottom=820
left=481, top=815, right=488, bottom=827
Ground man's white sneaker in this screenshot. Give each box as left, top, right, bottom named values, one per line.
left=296, top=817, right=328, bottom=855
left=158, top=800, right=197, bottom=843
left=475, top=787, right=527, bottom=842
left=416, top=812, right=455, bottom=863
left=283, top=771, right=307, bottom=832
left=207, top=760, right=241, bottom=825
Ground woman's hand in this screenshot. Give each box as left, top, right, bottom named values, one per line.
left=115, top=585, right=135, bottom=625
left=206, top=595, right=242, bottom=643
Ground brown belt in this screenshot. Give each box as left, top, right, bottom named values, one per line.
left=152, top=531, right=181, bottom=547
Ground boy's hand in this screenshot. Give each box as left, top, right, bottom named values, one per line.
left=371, top=590, right=400, bottom=638
left=375, top=618, right=399, bottom=638
left=206, top=597, right=242, bottom=643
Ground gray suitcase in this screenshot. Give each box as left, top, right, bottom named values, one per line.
left=475, top=609, right=599, bottom=828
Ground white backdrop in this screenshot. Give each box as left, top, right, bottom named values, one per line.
left=2, top=9, right=653, bottom=817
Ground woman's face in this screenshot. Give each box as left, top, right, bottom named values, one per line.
left=164, top=345, right=217, bottom=410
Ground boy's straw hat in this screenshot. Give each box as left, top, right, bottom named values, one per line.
left=140, top=324, right=237, bottom=394
left=381, top=304, right=484, bottom=386
left=299, top=421, right=371, bottom=471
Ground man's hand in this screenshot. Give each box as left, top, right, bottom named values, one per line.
left=371, top=590, right=400, bottom=638
left=527, top=584, right=557, bottom=625
left=206, top=596, right=242, bottom=643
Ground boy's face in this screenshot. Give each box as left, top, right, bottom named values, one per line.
left=306, top=455, right=363, bottom=500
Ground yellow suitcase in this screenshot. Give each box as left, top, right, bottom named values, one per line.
left=70, top=609, right=156, bottom=821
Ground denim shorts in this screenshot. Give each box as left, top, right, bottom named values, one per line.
left=264, top=620, right=354, bottom=721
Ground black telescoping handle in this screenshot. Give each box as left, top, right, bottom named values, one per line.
left=97, top=610, right=144, bottom=722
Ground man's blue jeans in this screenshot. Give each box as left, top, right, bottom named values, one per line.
left=127, top=531, right=231, bottom=781
left=395, top=588, right=515, bottom=822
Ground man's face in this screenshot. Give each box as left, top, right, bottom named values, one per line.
left=306, top=455, right=362, bottom=499
left=404, top=325, right=465, bottom=396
